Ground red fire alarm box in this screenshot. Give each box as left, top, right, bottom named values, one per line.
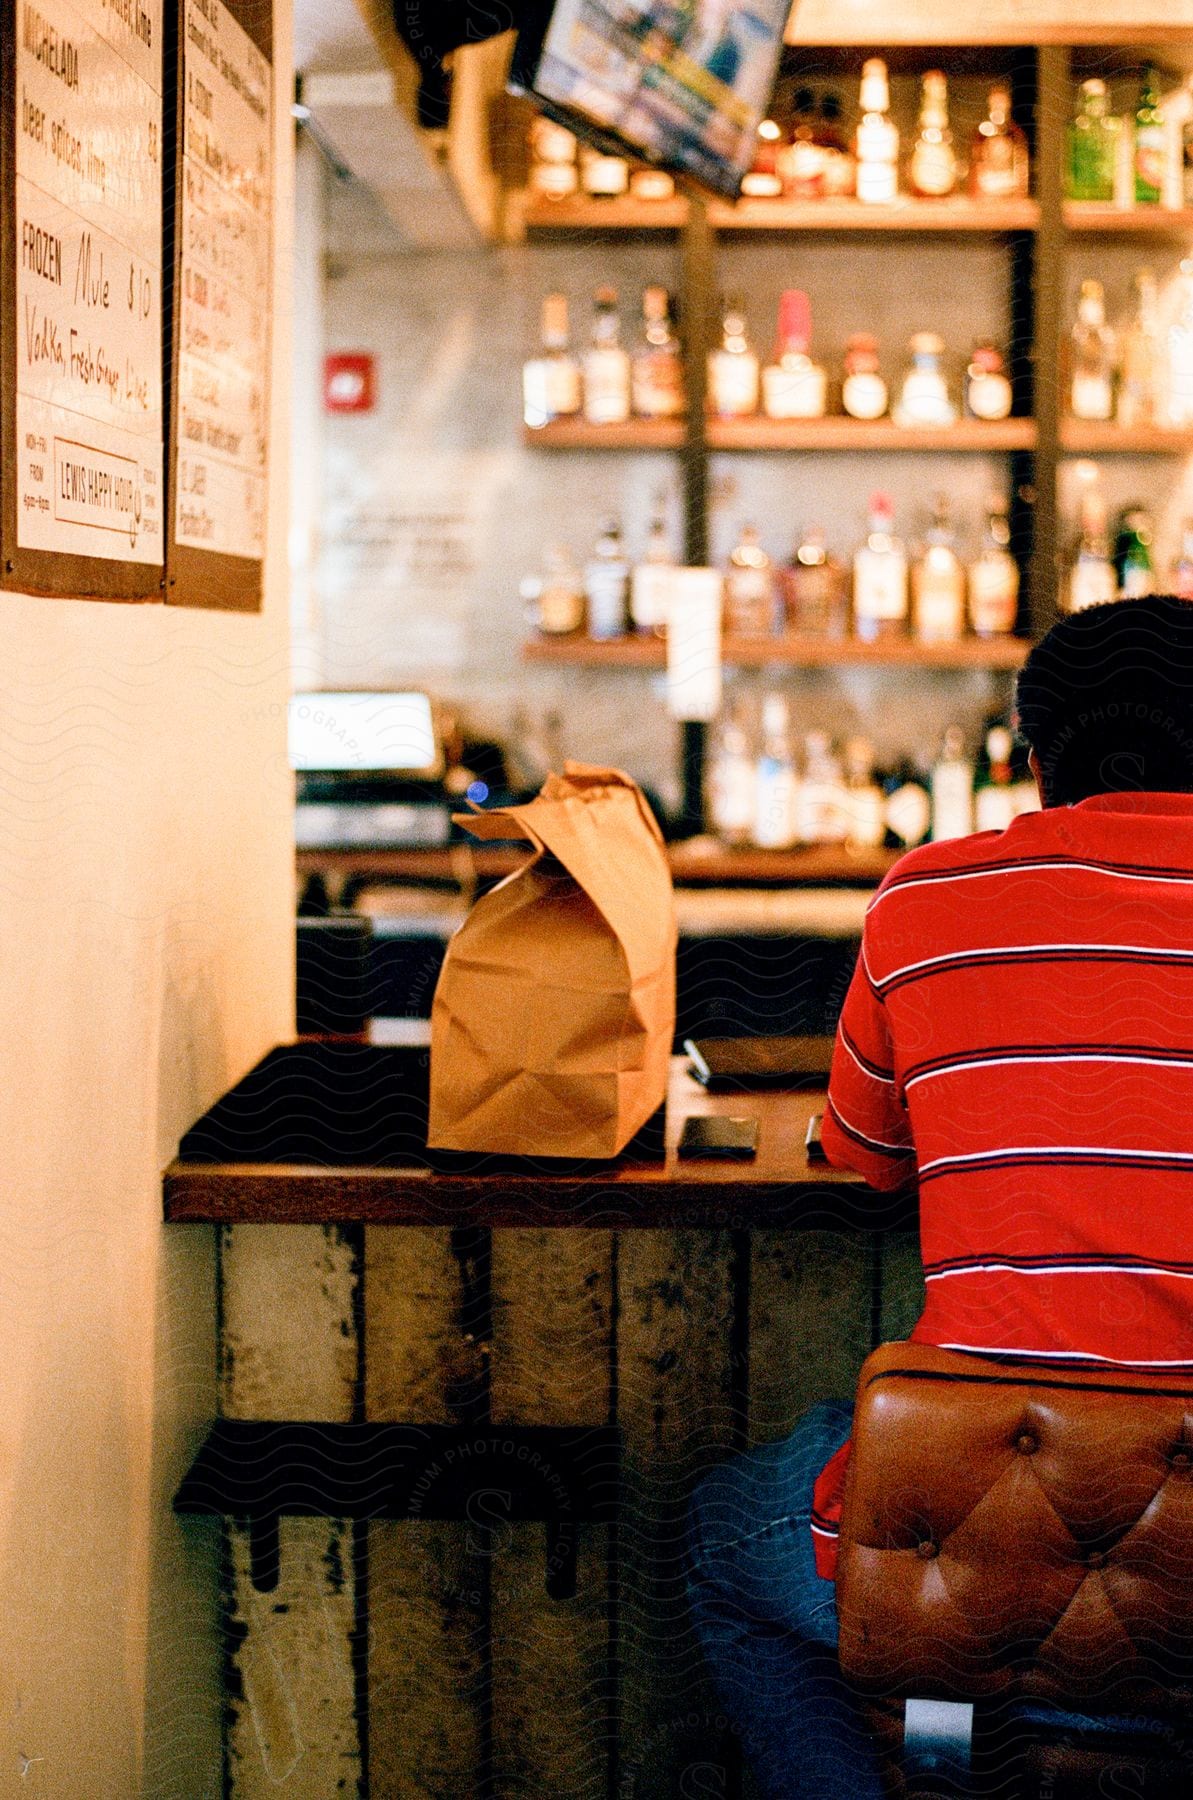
left=324, top=353, right=376, bottom=413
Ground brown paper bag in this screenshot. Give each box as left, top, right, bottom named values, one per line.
left=428, top=763, right=677, bottom=1157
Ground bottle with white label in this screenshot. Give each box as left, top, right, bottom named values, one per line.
left=708, top=301, right=761, bottom=418
left=534, top=544, right=585, bottom=637
left=855, top=59, right=899, bottom=203
left=841, top=334, right=888, bottom=420
left=754, top=695, right=799, bottom=850
left=1166, top=260, right=1193, bottom=428
left=1069, top=280, right=1116, bottom=423
left=631, top=286, right=685, bottom=420
left=522, top=294, right=583, bottom=429
left=974, top=725, right=1017, bottom=833
left=528, top=118, right=579, bottom=200
left=1066, top=466, right=1116, bottom=613
left=912, top=495, right=966, bottom=644
left=761, top=291, right=827, bottom=420
left=843, top=737, right=887, bottom=848
left=584, top=518, right=630, bottom=639
left=724, top=524, right=779, bottom=637
left=629, top=496, right=677, bottom=634
left=964, top=342, right=1013, bottom=421
left=909, top=71, right=957, bottom=198
left=967, top=499, right=1020, bottom=637
left=708, top=701, right=757, bottom=847
left=581, top=147, right=630, bottom=198
left=853, top=493, right=908, bottom=641
left=886, top=768, right=932, bottom=848
left=1117, top=269, right=1161, bottom=429
left=797, top=730, right=847, bottom=845
left=931, top=727, right=974, bottom=841
left=893, top=333, right=957, bottom=427
left=582, top=287, right=632, bottom=425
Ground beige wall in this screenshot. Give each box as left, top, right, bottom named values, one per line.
left=0, top=14, right=295, bottom=1795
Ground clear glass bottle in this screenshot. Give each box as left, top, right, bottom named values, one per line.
left=853, top=492, right=909, bottom=642
left=841, top=333, right=888, bottom=420
left=741, top=117, right=785, bottom=198
left=1117, top=269, right=1161, bottom=428
left=1066, top=465, right=1116, bottom=612
left=582, top=287, right=631, bottom=425
left=797, top=729, right=847, bottom=845
left=708, top=300, right=761, bottom=418
left=1166, top=260, right=1193, bottom=427
left=909, top=70, right=957, bottom=198
left=968, top=86, right=1030, bottom=200
left=1172, top=520, right=1193, bottom=600
left=1069, top=280, right=1116, bottom=422
left=931, top=726, right=974, bottom=841
left=842, top=737, right=887, bottom=848
left=974, top=725, right=1017, bottom=833
left=817, top=92, right=856, bottom=197
left=761, top=290, right=827, bottom=420
left=1113, top=505, right=1155, bottom=597
left=584, top=518, right=630, bottom=639
left=581, top=146, right=629, bottom=198
left=778, top=86, right=821, bottom=197
left=885, top=764, right=932, bottom=848
left=631, top=286, right=685, bottom=420
left=522, top=293, right=582, bottom=429
left=528, top=118, right=579, bottom=200
left=782, top=525, right=848, bottom=637
left=707, top=699, right=757, bottom=846
left=629, top=165, right=676, bottom=201
left=893, top=333, right=956, bottom=427
left=754, top=695, right=799, bottom=850
left=629, top=495, right=677, bottom=634
left=912, top=494, right=966, bottom=644
left=964, top=341, right=1013, bottom=420
left=534, top=543, right=585, bottom=636
left=967, top=498, right=1020, bottom=637
left=724, top=524, right=779, bottom=637
left=1134, top=65, right=1165, bottom=205
left=855, top=58, right=899, bottom=203
left=1067, top=79, right=1119, bottom=202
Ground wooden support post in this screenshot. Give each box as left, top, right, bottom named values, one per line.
left=1028, top=45, right=1070, bottom=637
left=747, top=1231, right=876, bottom=1444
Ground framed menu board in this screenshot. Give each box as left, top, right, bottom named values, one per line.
left=166, top=0, right=271, bottom=611
left=0, top=0, right=166, bottom=599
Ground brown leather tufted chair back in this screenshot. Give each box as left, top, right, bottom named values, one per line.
left=836, top=1341, right=1193, bottom=1796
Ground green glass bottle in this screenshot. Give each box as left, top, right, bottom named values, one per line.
left=1134, top=66, right=1165, bottom=204
left=1114, top=505, right=1155, bottom=598
left=1067, top=78, right=1118, bottom=202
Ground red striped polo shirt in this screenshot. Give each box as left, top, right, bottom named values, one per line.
left=812, top=791, right=1193, bottom=1579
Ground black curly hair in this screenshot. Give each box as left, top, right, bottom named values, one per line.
left=1014, top=597, right=1193, bottom=806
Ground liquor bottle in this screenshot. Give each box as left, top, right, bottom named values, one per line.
left=582, top=287, right=631, bottom=425
left=708, top=701, right=757, bottom=847
left=964, top=341, right=1013, bottom=420
left=629, top=166, right=676, bottom=201
left=974, top=725, right=1017, bottom=833
left=1114, top=505, right=1155, bottom=597
left=581, top=146, right=629, bottom=198
left=855, top=59, right=899, bottom=204
left=842, top=737, right=886, bottom=848
left=1171, top=521, right=1193, bottom=600
left=781, top=525, right=848, bottom=637
left=1067, top=79, right=1119, bottom=202
left=533, top=544, right=585, bottom=636
left=885, top=764, right=932, bottom=848
left=1134, top=66, right=1165, bottom=204
left=893, top=333, right=957, bottom=427
left=584, top=518, right=630, bottom=639
left=629, top=496, right=677, bottom=633
left=912, top=494, right=966, bottom=644
left=522, top=294, right=583, bottom=429
left=754, top=695, right=799, bottom=850
left=797, top=730, right=847, bottom=845
left=528, top=118, right=579, bottom=200
left=1066, top=467, right=1116, bottom=612
left=817, top=93, right=856, bottom=197
left=708, top=301, right=760, bottom=418
left=1069, top=280, right=1116, bottom=422
left=1166, top=260, right=1193, bottom=427
left=778, top=86, right=821, bottom=197
left=724, top=524, right=779, bottom=636
left=631, top=286, right=685, bottom=420
left=931, top=727, right=974, bottom=841
left=909, top=71, right=958, bottom=198
left=1117, top=269, right=1161, bottom=428
left=967, top=498, right=1020, bottom=637
left=841, top=333, right=888, bottom=420
left=741, top=118, right=785, bottom=198
left=853, top=493, right=909, bottom=642
left=969, top=86, right=1030, bottom=199
left=761, top=291, right=827, bottom=420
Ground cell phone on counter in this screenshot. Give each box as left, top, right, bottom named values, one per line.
left=805, top=1113, right=827, bottom=1165
left=677, top=1115, right=759, bottom=1160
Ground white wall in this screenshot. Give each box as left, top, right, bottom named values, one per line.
left=0, top=11, right=295, bottom=1794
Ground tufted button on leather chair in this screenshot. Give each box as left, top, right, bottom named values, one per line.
left=836, top=1341, right=1193, bottom=1798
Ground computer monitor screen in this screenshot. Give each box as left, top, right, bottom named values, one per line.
left=288, top=692, right=440, bottom=775
left=512, top=0, right=789, bottom=198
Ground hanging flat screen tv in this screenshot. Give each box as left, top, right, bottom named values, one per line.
left=510, top=0, right=789, bottom=199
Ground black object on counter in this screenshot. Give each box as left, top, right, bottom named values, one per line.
left=685, top=1034, right=835, bottom=1091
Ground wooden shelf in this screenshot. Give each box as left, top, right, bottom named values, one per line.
left=519, top=193, right=690, bottom=232
left=296, top=842, right=897, bottom=889
left=522, top=418, right=685, bottom=450
left=1060, top=421, right=1193, bottom=455
left=1064, top=203, right=1193, bottom=235
left=523, top=634, right=1030, bottom=670
left=706, top=417, right=1037, bottom=452
left=708, top=196, right=1039, bottom=233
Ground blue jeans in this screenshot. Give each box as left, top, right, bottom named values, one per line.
left=686, top=1401, right=887, bottom=1800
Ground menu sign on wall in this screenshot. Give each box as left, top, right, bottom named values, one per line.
left=168, top=0, right=271, bottom=609
left=3, top=0, right=165, bottom=595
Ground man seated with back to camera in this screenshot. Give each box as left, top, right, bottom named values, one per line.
left=687, top=595, right=1193, bottom=1799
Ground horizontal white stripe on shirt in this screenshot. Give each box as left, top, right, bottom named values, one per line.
left=905, top=1050, right=1193, bottom=1091
left=927, top=1261, right=1193, bottom=1282
left=867, top=857, right=1193, bottom=915
left=918, top=1144, right=1193, bottom=1176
